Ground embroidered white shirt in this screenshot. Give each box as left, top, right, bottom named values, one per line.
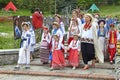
left=69, top=40, right=80, bottom=51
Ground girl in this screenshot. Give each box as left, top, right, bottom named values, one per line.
left=97, top=20, right=108, bottom=61
left=71, top=9, right=82, bottom=29
left=40, top=27, right=51, bottom=64
left=68, top=19, right=80, bottom=44
left=15, top=22, right=31, bottom=70
left=50, top=34, right=65, bottom=70
left=67, top=34, right=80, bottom=70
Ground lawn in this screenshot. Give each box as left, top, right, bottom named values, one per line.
left=0, top=9, right=32, bottom=16
left=0, top=21, right=20, bottom=49
left=99, top=5, right=120, bottom=17
left=0, top=5, right=120, bottom=49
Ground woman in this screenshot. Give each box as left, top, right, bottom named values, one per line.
left=97, top=20, right=108, bottom=61
left=55, top=14, right=65, bottom=35
left=51, top=22, right=63, bottom=44
left=80, top=13, right=104, bottom=70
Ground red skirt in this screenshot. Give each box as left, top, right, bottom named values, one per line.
left=68, top=49, right=79, bottom=67
left=52, top=50, right=65, bottom=68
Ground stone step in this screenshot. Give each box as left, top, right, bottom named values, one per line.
left=0, top=64, right=117, bottom=80
left=0, top=70, right=115, bottom=80
left=30, top=58, right=120, bottom=69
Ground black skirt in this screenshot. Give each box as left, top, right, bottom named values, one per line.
left=81, top=42, right=95, bottom=64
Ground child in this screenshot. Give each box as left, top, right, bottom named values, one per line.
left=67, top=34, right=80, bottom=70
left=15, top=22, right=31, bottom=70
left=50, top=34, right=65, bottom=70
left=40, top=27, right=51, bottom=64
left=108, top=24, right=119, bottom=64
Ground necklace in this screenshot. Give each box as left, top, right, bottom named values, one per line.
left=83, top=22, right=91, bottom=31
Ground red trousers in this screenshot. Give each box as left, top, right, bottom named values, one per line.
left=108, top=44, right=116, bottom=61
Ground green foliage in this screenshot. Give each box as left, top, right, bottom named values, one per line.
left=77, top=0, right=93, bottom=10
left=100, top=5, right=120, bottom=17
left=57, top=0, right=77, bottom=14
left=0, top=0, right=9, bottom=8
left=0, top=0, right=120, bottom=14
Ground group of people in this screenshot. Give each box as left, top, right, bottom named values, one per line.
left=15, top=8, right=120, bottom=71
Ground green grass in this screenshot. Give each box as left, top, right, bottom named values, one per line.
left=0, top=21, right=13, bottom=32
left=0, top=9, right=52, bottom=17
left=0, top=36, right=20, bottom=49
left=84, top=5, right=120, bottom=17
left=0, top=9, right=32, bottom=16
left=0, top=21, right=20, bottom=49
left=99, top=5, right=120, bottom=17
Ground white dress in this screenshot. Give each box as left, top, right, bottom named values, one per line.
left=29, top=29, right=36, bottom=52
left=18, top=30, right=31, bottom=65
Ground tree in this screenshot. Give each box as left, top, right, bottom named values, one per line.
left=77, top=0, right=94, bottom=11
left=0, top=0, right=10, bottom=8
left=56, top=0, right=77, bottom=14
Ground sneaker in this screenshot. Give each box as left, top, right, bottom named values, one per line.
left=25, top=65, right=30, bottom=69
left=72, top=66, right=76, bottom=70
left=43, top=62, right=49, bottom=64
left=110, top=61, right=113, bottom=64
left=50, top=67, right=54, bottom=71
left=14, top=66, right=20, bottom=70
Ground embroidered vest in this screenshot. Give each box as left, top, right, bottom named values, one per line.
left=98, top=28, right=106, bottom=37
left=109, top=30, right=117, bottom=44
left=72, top=40, right=77, bottom=47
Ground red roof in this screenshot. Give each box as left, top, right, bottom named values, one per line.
left=4, top=1, right=17, bottom=12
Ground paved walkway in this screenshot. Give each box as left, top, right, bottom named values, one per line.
left=0, top=74, right=93, bottom=80
left=0, top=58, right=118, bottom=80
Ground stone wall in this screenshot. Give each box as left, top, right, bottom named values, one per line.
left=0, top=44, right=40, bottom=65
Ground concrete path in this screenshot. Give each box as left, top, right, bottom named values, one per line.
left=0, top=57, right=118, bottom=80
